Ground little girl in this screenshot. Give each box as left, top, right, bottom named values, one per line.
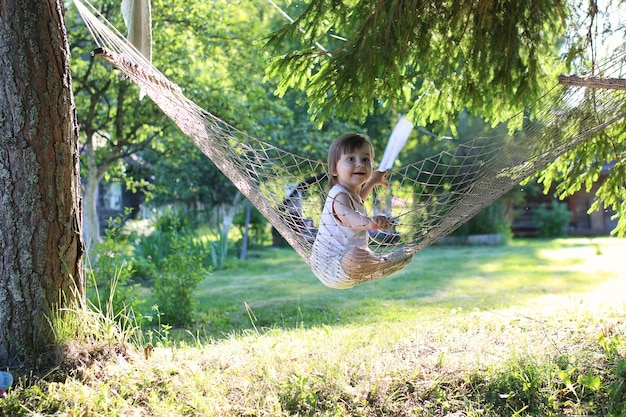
left=311, top=133, right=413, bottom=289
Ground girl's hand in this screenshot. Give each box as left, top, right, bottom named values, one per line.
left=369, top=170, right=389, bottom=188
left=370, top=215, right=390, bottom=230
left=360, top=170, right=389, bottom=200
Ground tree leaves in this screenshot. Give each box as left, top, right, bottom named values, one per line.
left=265, top=0, right=568, bottom=125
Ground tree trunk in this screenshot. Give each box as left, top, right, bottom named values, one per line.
left=0, top=0, right=84, bottom=367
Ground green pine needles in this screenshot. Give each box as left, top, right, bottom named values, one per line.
left=265, top=0, right=567, bottom=125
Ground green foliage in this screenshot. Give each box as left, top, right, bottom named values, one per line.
left=69, top=0, right=167, bottom=177
left=483, top=358, right=548, bottom=414
left=87, top=216, right=143, bottom=320
left=266, top=0, right=568, bottom=126
left=145, top=140, right=240, bottom=209
left=598, top=331, right=626, bottom=416
left=207, top=226, right=230, bottom=270
left=142, top=305, right=181, bottom=349
left=126, top=210, right=225, bottom=326
left=453, top=201, right=511, bottom=239
left=152, top=208, right=192, bottom=233
left=131, top=230, right=172, bottom=273
left=533, top=200, right=571, bottom=238
left=264, top=1, right=625, bottom=237
left=233, top=202, right=270, bottom=247
left=151, top=236, right=209, bottom=326
left=538, top=123, right=626, bottom=237
left=131, top=209, right=216, bottom=280
left=609, top=360, right=626, bottom=415
left=80, top=209, right=232, bottom=328
left=549, top=349, right=626, bottom=416
left=68, top=0, right=326, bottom=242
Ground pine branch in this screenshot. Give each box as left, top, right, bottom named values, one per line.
left=558, top=75, right=626, bottom=91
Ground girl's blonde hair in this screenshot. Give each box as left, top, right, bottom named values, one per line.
left=327, top=133, right=374, bottom=189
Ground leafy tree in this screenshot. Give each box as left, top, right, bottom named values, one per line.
left=0, top=0, right=83, bottom=366
left=265, top=0, right=626, bottom=235
left=266, top=0, right=569, bottom=126
left=68, top=0, right=172, bottom=250
left=138, top=0, right=371, bottom=216
left=69, top=0, right=358, bottom=248
left=144, top=140, right=234, bottom=210
left=538, top=120, right=626, bottom=236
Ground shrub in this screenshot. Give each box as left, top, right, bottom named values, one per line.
left=130, top=210, right=217, bottom=282
left=126, top=210, right=229, bottom=326
left=151, top=236, right=209, bottom=326
left=453, top=201, right=511, bottom=242
left=533, top=200, right=571, bottom=238
left=153, top=207, right=193, bottom=234
left=87, top=216, right=143, bottom=321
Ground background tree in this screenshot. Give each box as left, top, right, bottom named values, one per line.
left=68, top=0, right=171, bottom=250
left=72, top=0, right=370, bottom=232
left=0, top=0, right=83, bottom=366
left=68, top=0, right=305, bottom=246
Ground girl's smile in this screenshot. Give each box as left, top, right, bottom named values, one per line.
left=332, top=143, right=374, bottom=193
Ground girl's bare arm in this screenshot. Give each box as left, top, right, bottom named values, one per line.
left=332, top=192, right=389, bottom=231
left=360, top=170, right=388, bottom=200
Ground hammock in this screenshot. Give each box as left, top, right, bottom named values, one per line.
left=72, top=0, right=626, bottom=288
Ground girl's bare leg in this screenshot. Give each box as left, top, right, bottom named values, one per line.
left=341, top=247, right=413, bottom=281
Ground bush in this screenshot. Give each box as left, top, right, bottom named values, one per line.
left=533, top=200, right=571, bottom=238
left=151, top=236, right=209, bottom=326
left=130, top=211, right=217, bottom=282
left=124, top=210, right=235, bottom=326
left=87, top=216, right=143, bottom=322
left=453, top=201, right=511, bottom=241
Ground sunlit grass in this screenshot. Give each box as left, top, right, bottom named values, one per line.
left=188, top=237, right=624, bottom=338
left=1, top=237, right=624, bottom=416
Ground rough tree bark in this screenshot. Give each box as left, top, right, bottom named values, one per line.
left=0, top=0, right=84, bottom=367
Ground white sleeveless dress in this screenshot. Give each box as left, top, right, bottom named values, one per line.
left=311, top=185, right=369, bottom=289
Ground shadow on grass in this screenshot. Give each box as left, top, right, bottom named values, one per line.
left=168, top=237, right=623, bottom=339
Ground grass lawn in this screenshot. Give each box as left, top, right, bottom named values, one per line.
left=191, top=237, right=623, bottom=339
left=1, top=237, right=624, bottom=416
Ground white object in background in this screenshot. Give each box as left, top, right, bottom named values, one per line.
left=121, top=0, right=152, bottom=61
left=121, top=0, right=152, bottom=99
left=377, top=115, right=413, bottom=172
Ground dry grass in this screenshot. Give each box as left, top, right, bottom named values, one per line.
left=1, top=238, right=625, bottom=416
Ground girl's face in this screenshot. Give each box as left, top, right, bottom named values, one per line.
left=332, top=143, right=373, bottom=192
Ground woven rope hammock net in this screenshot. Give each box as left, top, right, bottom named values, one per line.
left=73, top=0, right=626, bottom=288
